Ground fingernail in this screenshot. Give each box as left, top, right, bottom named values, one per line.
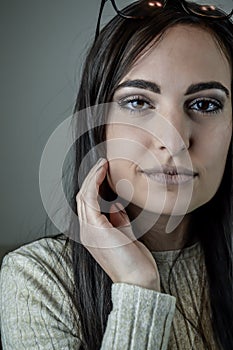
left=115, top=202, right=126, bottom=213
left=96, top=158, right=107, bottom=170
left=97, top=157, right=106, bottom=164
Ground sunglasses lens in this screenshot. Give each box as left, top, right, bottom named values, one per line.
left=187, top=0, right=232, bottom=17
left=114, top=0, right=137, bottom=11
left=115, top=0, right=166, bottom=12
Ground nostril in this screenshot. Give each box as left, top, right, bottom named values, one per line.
left=162, top=139, right=190, bottom=151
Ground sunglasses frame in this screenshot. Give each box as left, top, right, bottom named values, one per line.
left=95, top=0, right=233, bottom=40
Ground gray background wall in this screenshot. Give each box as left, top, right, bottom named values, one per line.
left=1, top=1, right=232, bottom=262
left=0, top=0, right=116, bottom=262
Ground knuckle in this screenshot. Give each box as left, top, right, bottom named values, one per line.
left=75, top=192, right=80, bottom=202
left=76, top=191, right=83, bottom=203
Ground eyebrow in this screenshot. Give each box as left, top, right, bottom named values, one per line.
left=116, top=79, right=230, bottom=98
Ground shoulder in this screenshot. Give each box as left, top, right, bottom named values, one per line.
left=0, top=235, right=83, bottom=348
left=0, top=233, right=74, bottom=299
left=1, top=233, right=69, bottom=262
left=0, top=234, right=82, bottom=348
left=1, top=233, right=71, bottom=267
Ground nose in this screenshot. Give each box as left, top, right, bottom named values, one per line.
left=152, top=108, right=191, bottom=156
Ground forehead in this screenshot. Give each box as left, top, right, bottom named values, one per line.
left=122, top=25, right=231, bottom=89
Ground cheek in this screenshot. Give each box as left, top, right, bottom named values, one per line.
left=106, top=124, right=151, bottom=143
left=106, top=159, right=137, bottom=203
left=106, top=125, right=152, bottom=162
left=105, top=125, right=151, bottom=202
left=212, top=126, right=231, bottom=165
left=193, top=119, right=232, bottom=164
left=193, top=123, right=232, bottom=198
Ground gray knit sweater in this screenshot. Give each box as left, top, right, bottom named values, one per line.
left=0, top=234, right=218, bottom=349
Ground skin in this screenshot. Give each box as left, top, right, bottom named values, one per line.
left=106, top=24, right=232, bottom=250
left=76, top=24, right=232, bottom=291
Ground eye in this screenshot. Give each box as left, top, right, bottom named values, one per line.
left=117, top=95, right=154, bottom=114
left=188, top=98, right=223, bottom=115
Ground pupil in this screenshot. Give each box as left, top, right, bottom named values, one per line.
left=199, top=100, right=209, bottom=110
left=133, top=100, right=144, bottom=109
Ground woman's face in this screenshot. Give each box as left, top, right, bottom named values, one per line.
left=106, top=25, right=232, bottom=216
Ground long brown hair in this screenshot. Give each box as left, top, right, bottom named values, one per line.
left=66, top=1, right=233, bottom=349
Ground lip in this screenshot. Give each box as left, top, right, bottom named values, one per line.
left=140, top=165, right=198, bottom=185
left=141, top=165, right=198, bottom=177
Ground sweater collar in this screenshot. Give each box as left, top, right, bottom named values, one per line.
left=151, top=241, right=202, bottom=263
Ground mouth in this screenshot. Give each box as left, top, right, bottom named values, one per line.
left=140, top=165, right=198, bottom=185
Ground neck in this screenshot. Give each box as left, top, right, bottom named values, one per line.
left=126, top=202, right=197, bottom=251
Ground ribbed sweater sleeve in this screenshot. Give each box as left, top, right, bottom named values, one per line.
left=101, top=283, right=176, bottom=349
left=0, top=237, right=176, bottom=350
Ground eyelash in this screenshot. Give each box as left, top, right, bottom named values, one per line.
left=187, top=98, right=223, bottom=115
left=118, top=95, right=153, bottom=115
left=117, top=95, right=224, bottom=116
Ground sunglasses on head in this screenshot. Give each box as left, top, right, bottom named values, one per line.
left=95, top=0, right=233, bottom=40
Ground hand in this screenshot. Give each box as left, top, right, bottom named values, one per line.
left=76, top=158, right=161, bottom=292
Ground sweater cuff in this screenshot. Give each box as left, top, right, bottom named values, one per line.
left=101, top=282, right=176, bottom=349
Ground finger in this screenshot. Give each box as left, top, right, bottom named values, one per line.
left=80, top=198, right=113, bottom=247
left=108, top=202, right=137, bottom=242
left=109, top=203, right=130, bottom=228
left=80, top=216, right=134, bottom=249
left=83, top=161, right=109, bottom=224
left=76, top=158, right=107, bottom=213
left=81, top=188, right=110, bottom=228
left=80, top=198, right=137, bottom=248
left=78, top=158, right=107, bottom=199
left=77, top=159, right=136, bottom=248
left=77, top=158, right=109, bottom=226
left=81, top=159, right=107, bottom=206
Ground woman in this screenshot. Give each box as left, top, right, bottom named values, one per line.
left=0, top=0, right=233, bottom=349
